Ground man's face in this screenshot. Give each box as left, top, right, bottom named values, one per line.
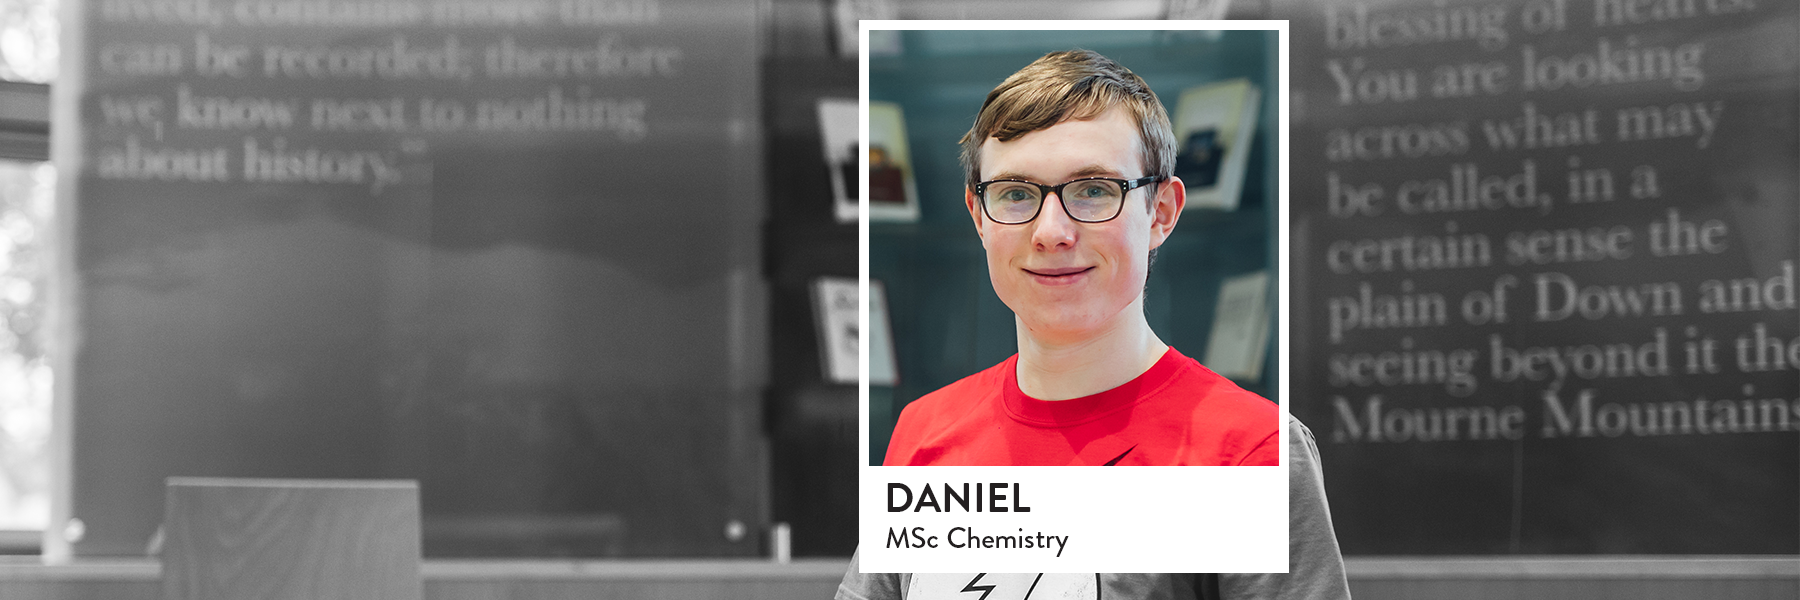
left=966, top=107, right=1182, bottom=345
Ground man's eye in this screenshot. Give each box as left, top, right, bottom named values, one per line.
left=999, top=189, right=1034, bottom=202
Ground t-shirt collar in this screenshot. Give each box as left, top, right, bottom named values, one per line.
left=1001, top=347, right=1183, bottom=427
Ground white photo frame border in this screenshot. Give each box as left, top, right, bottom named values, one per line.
left=858, top=20, right=1292, bottom=574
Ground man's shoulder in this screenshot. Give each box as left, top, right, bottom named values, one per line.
left=884, top=356, right=1015, bottom=466
left=1143, top=352, right=1279, bottom=465
left=1165, top=353, right=1278, bottom=428
left=899, top=355, right=1013, bottom=419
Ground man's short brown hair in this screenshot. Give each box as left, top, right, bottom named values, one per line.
left=958, top=49, right=1178, bottom=190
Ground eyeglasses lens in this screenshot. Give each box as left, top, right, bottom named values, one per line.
left=984, top=182, right=1041, bottom=224
left=1062, top=180, right=1123, bottom=221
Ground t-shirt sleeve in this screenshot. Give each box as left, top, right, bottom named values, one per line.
left=1218, top=415, right=1352, bottom=599
left=883, top=403, right=918, bottom=466
left=836, top=546, right=905, bottom=600
left=1235, top=427, right=1280, bottom=466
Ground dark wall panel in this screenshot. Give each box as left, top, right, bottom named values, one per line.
left=1277, top=0, right=1800, bottom=554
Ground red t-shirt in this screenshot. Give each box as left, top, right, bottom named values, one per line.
left=884, top=347, right=1278, bottom=466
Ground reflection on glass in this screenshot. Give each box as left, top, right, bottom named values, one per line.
left=0, top=0, right=54, bottom=83
left=0, top=160, right=50, bottom=530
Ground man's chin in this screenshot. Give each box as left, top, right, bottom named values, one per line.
left=1016, top=309, right=1107, bottom=340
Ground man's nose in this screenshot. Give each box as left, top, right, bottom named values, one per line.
left=1031, top=193, right=1079, bottom=249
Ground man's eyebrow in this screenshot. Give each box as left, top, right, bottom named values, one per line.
left=988, top=165, right=1124, bottom=183
left=1067, top=165, right=1124, bottom=179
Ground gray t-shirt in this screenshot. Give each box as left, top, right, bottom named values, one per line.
left=836, top=416, right=1351, bottom=600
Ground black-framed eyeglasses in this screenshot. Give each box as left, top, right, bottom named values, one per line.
left=975, top=176, right=1162, bottom=224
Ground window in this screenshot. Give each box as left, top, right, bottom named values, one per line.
left=0, top=0, right=54, bottom=84
left=0, top=159, right=49, bottom=532
left=0, top=0, right=54, bottom=536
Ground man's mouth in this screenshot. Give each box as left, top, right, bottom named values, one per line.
left=1024, top=266, right=1094, bottom=278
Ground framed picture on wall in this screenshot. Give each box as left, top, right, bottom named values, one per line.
left=817, top=98, right=861, bottom=223
left=867, top=101, right=921, bottom=222
left=1201, top=270, right=1270, bottom=382
left=813, top=277, right=859, bottom=384
left=812, top=277, right=899, bottom=385
left=1173, top=78, right=1260, bottom=211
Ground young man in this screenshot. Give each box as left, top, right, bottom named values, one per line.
left=840, top=50, right=1349, bottom=598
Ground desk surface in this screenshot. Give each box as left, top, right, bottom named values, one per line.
left=1, top=556, right=1797, bottom=600
left=0, top=557, right=852, bottom=581
left=0, top=558, right=852, bottom=600
left=3, top=555, right=1797, bottom=580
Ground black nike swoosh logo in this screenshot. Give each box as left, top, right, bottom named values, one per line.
left=1103, top=445, right=1136, bottom=466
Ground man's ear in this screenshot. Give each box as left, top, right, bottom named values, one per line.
left=1148, top=176, right=1185, bottom=251
left=966, top=187, right=986, bottom=241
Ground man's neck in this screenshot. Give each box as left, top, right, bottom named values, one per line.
left=1013, top=307, right=1168, bottom=401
